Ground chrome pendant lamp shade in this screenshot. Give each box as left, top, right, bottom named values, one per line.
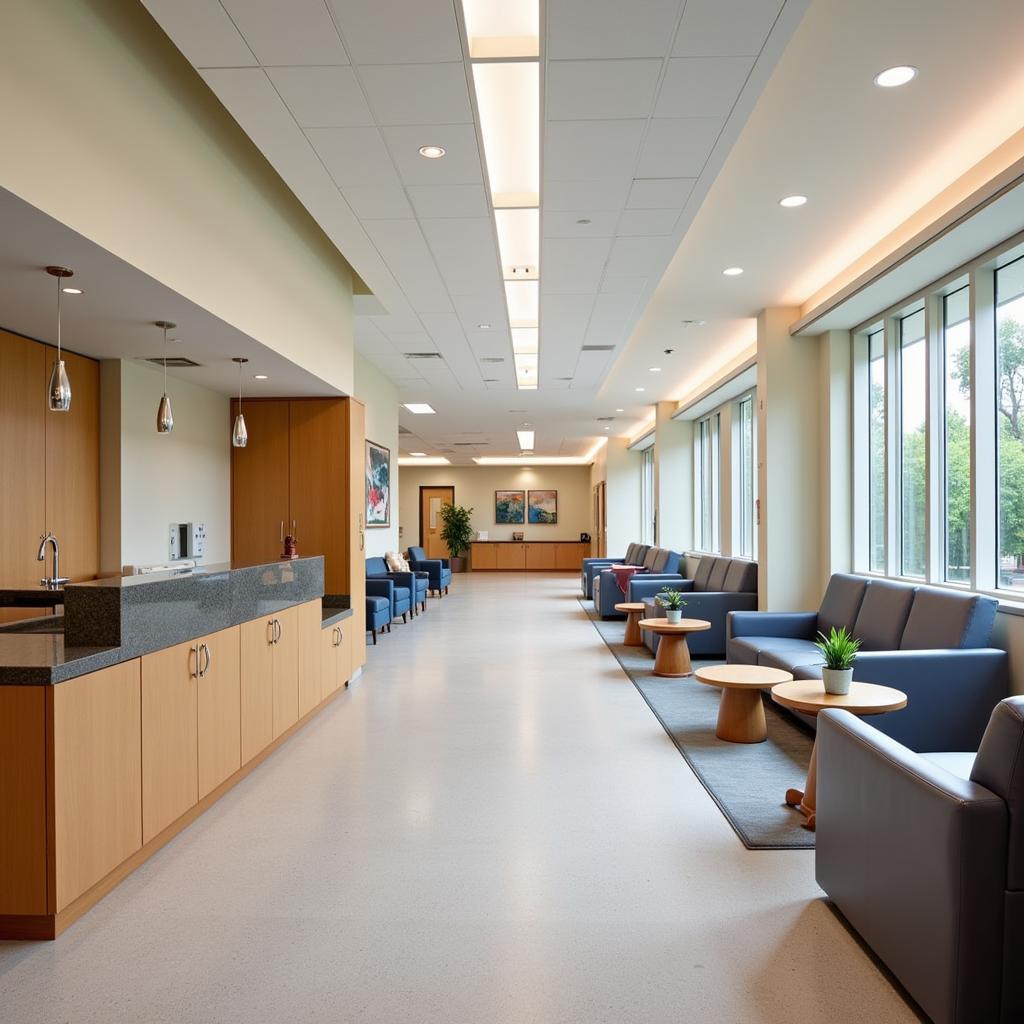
left=45, top=266, right=73, bottom=412
left=232, top=357, right=249, bottom=448
left=154, top=320, right=175, bottom=433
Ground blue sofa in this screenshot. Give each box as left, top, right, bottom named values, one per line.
left=408, top=545, right=452, bottom=597
left=581, top=542, right=650, bottom=599
left=637, top=555, right=758, bottom=658
left=365, top=557, right=413, bottom=624
left=366, top=595, right=391, bottom=644
left=593, top=547, right=682, bottom=618
left=727, top=573, right=1008, bottom=751
left=815, top=697, right=1024, bottom=1024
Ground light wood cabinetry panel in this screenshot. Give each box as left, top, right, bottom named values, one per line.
left=525, top=543, right=556, bottom=570
left=272, top=605, right=299, bottom=738
left=496, top=543, right=526, bottom=570
left=53, top=661, right=142, bottom=911
left=297, top=599, right=323, bottom=718
left=337, top=616, right=352, bottom=687
left=556, top=543, right=587, bottom=570
left=346, top=398, right=366, bottom=671
left=197, top=626, right=241, bottom=800
left=240, top=616, right=274, bottom=764
left=44, top=346, right=99, bottom=582
left=471, top=543, right=496, bottom=569
left=230, top=399, right=290, bottom=568
left=142, top=642, right=198, bottom=844
left=0, top=686, right=47, bottom=915
left=321, top=623, right=341, bottom=699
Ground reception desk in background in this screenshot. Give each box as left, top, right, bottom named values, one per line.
left=470, top=541, right=591, bottom=571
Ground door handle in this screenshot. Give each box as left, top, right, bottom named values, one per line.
left=189, top=644, right=199, bottom=679
left=273, top=618, right=282, bottom=644
left=199, top=642, right=212, bottom=678
left=279, top=520, right=284, bottom=543
left=292, top=519, right=297, bottom=539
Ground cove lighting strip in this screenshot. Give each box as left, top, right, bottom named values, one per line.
left=462, top=0, right=540, bottom=391
left=397, top=456, right=451, bottom=466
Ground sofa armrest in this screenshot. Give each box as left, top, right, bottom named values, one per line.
left=628, top=577, right=694, bottom=602
left=365, top=578, right=394, bottom=600
left=409, top=557, right=441, bottom=571
left=727, top=610, right=816, bottom=640
left=384, top=571, right=415, bottom=590
left=815, top=709, right=1006, bottom=1024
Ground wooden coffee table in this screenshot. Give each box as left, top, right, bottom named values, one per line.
left=694, top=665, right=794, bottom=743
left=637, top=618, right=711, bottom=677
left=772, top=679, right=908, bottom=831
left=615, top=602, right=647, bottom=646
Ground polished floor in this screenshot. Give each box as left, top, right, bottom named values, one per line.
left=0, top=573, right=918, bottom=1023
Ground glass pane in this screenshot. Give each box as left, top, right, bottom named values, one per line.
left=738, top=396, right=754, bottom=558
left=900, top=309, right=926, bottom=577
left=700, top=419, right=712, bottom=550
left=943, top=286, right=971, bottom=582
left=868, top=328, right=886, bottom=572
left=997, top=256, right=1024, bottom=590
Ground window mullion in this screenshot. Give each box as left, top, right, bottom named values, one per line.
left=884, top=316, right=900, bottom=578
left=971, top=268, right=997, bottom=591
left=852, top=332, right=869, bottom=570
left=924, top=294, right=943, bottom=582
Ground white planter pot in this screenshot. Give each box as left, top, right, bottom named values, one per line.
left=822, top=667, right=853, bottom=695
left=664, top=609, right=683, bottom=624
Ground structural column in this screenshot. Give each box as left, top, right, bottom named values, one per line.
left=653, top=401, right=693, bottom=553
left=603, top=437, right=642, bottom=556
left=818, top=330, right=853, bottom=585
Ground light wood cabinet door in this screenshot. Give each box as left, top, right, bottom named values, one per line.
left=347, top=398, right=367, bottom=671
left=297, top=599, right=323, bottom=718
left=197, top=626, right=241, bottom=800
left=471, top=543, right=496, bottom=569
left=142, top=642, right=198, bottom=844
left=337, top=616, right=352, bottom=687
left=231, top=399, right=290, bottom=568
left=496, top=543, right=526, bottom=570
left=240, top=616, right=275, bottom=764
left=272, top=605, right=299, bottom=738
left=54, top=660, right=142, bottom=910
left=321, top=622, right=341, bottom=699
left=555, top=543, right=585, bottom=570
left=525, top=544, right=556, bottom=570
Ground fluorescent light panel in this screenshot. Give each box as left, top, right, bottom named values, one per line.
left=512, top=327, right=538, bottom=354
left=516, top=429, right=534, bottom=450
left=504, top=280, right=538, bottom=327
left=495, top=207, right=539, bottom=277
left=461, top=0, right=539, bottom=58
left=398, top=456, right=450, bottom=466
left=402, top=403, right=436, bottom=414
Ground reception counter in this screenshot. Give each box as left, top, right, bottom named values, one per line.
left=470, top=540, right=591, bottom=571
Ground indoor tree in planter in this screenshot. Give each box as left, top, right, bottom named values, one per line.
left=814, top=626, right=862, bottom=695
left=440, top=502, right=474, bottom=573
left=656, top=587, right=687, bottom=625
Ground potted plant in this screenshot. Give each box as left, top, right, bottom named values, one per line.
left=440, top=502, right=474, bottom=573
left=814, top=626, right=862, bottom=695
left=656, top=587, right=687, bottom=625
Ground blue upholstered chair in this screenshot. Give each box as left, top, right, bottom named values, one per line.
left=593, top=547, right=682, bottom=617
left=410, top=571, right=429, bottom=613
left=407, top=546, right=452, bottom=596
left=365, top=557, right=413, bottom=623
left=365, top=595, right=391, bottom=644
left=581, top=542, right=649, bottom=599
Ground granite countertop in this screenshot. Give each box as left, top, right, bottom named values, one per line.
left=0, top=586, right=66, bottom=607
left=321, top=594, right=352, bottom=629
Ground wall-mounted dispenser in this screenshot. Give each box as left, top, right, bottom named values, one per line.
left=168, top=522, right=206, bottom=560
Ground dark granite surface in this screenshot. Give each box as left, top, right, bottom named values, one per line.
left=0, top=587, right=66, bottom=608
left=321, top=593, right=353, bottom=629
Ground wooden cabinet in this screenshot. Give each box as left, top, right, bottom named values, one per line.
left=197, top=627, right=242, bottom=800
left=496, top=543, right=527, bottom=570
left=471, top=542, right=497, bottom=569
left=346, top=398, right=366, bottom=672
left=471, top=541, right=590, bottom=571
left=556, top=542, right=589, bottom=570
left=297, top=599, right=324, bottom=718
left=525, top=543, right=556, bottom=570
left=321, top=615, right=352, bottom=699
left=240, top=616, right=275, bottom=764
left=272, top=605, right=299, bottom=738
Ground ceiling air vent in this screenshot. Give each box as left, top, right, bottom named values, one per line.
left=480, top=356, right=505, bottom=363
left=145, top=356, right=202, bottom=368
left=580, top=344, right=614, bottom=352
left=452, top=442, right=484, bottom=446
left=596, top=416, right=616, bottom=421
left=556, top=376, right=573, bottom=381
left=483, top=378, right=499, bottom=383
left=403, top=352, right=444, bottom=360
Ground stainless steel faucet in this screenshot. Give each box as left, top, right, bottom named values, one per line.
left=37, top=532, right=70, bottom=589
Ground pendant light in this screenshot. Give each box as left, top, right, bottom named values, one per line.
left=154, top=320, right=175, bottom=433
left=45, top=266, right=74, bottom=412
left=232, top=357, right=249, bottom=447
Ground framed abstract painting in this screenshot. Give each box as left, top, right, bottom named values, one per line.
left=365, top=440, right=391, bottom=527
left=495, top=489, right=525, bottom=524
left=527, top=489, right=557, bottom=524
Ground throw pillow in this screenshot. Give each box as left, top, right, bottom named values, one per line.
left=385, top=551, right=405, bottom=572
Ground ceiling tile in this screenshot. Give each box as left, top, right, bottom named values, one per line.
left=548, top=0, right=683, bottom=59
left=546, top=60, right=662, bottom=120
left=542, top=237, right=612, bottom=293
left=381, top=124, right=483, bottom=185
left=673, top=0, right=783, bottom=57
left=306, top=126, right=401, bottom=188
left=654, top=56, right=754, bottom=117
left=584, top=292, right=641, bottom=345
left=636, top=118, right=724, bottom=177
left=361, top=219, right=453, bottom=313
left=545, top=121, right=646, bottom=181
left=266, top=66, right=372, bottom=127
left=543, top=211, right=619, bottom=237
left=600, top=276, right=648, bottom=295
left=605, top=236, right=674, bottom=277
left=220, top=0, right=348, bottom=66
left=543, top=179, right=632, bottom=212
left=406, top=184, right=490, bottom=219
left=626, top=177, right=696, bottom=208
left=452, top=293, right=511, bottom=339
left=359, top=63, right=473, bottom=126
left=328, top=0, right=463, bottom=64
left=616, top=208, right=680, bottom=236
left=540, top=293, right=597, bottom=350
left=419, top=218, right=501, bottom=296
left=344, top=184, right=414, bottom=219
left=141, top=0, right=257, bottom=68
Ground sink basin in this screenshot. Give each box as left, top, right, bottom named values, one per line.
left=0, top=615, right=65, bottom=635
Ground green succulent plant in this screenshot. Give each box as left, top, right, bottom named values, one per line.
left=814, top=626, right=861, bottom=670
left=656, top=588, right=687, bottom=611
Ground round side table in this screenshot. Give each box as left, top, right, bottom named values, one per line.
left=614, top=602, right=647, bottom=646
left=694, top=665, right=794, bottom=743
left=771, top=679, right=908, bottom=831
left=637, top=618, right=711, bottom=677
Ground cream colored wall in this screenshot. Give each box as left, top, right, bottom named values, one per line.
left=399, top=465, right=593, bottom=548
left=355, top=354, right=399, bottom=559
left=654, top=402, right=693, bottom=553
left=593, top=438, right=642, bottom=556
left=0, top=0, right=353, bottom=394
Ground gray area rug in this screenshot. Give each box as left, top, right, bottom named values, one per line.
left=579, top=600, right=815, bottom=850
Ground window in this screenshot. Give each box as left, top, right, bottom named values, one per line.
left=868, top=328, right=886, bottom=572
left=943, top=286, right=971, bottom=582
left=996, top=256, right=1024, bottom=591
left=640, top=446, right=655, bottom=545
left=696, top=413, right=720, bottom=552
left=899, top=309, right=926, bottom=577
left=737, top=395, right=755, bottom=558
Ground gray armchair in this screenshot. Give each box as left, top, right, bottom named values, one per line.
left=815, top=697, right=1024, bottom=1024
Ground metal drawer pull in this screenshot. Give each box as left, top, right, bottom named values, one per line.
left=268, top=619, right=276, bottom=645
left=199, top=642, right=212, bottom=678
left=189, top=644, right=199, bottom=679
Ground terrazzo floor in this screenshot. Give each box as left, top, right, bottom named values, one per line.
left=0, top=573, right=921, bottom=1023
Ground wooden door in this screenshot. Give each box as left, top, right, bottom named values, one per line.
left=289, top=401, right=345, bottom=592
left=240, top=616, right=275, bottom=764
left=197, top=626, right=241, bottom=800
left=272, top=604, right=299, bottom=738
left=420, top=486, right=454, bottom=560
left=231, top=399, right=290, bottom=567
left=297, top=599, right=323, bottom=718
left=142, top=640, right=199, bottom=844
left=346, top=399, right=367, bottom=671
left=53, top=660, right=142, bottom=910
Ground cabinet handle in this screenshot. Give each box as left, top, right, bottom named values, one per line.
left=292, top=519, right=297, bottom=539
left=333, top=626, right=342, bottom=647
left=274, top=618, right=282, bottom=644
left=199, top=642, right=212, bottom=678
left=267, top=619, right=275, bottom=645
left=189, top=644, right=199, bottom=679
left=279, top=520, right=284, bottom=543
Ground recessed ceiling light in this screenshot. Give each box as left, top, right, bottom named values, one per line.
left=874, top=65, right=917, bottom=88
left=615, top=408, right=624, bottom=412
left=418, top=145, right=446, bottom=159
left=477, top=323, right=491, bottom=330
left=61, top=286, right=83, bottom=294
left=680, top=319, right=706, bottom=327
left=723, top=267, right=744, bottom=276
left=648, top=366, right=662, bottom=373
left=517, top=429, right=535, bottom=450
left=254, top=374, right=269, bottom=380
left=635, top=387, right=645, bottom=393
left=403, top=403, right=436, bottom=414
left=410, top=452, right=427, bottom=457
left=779, top=194, right=808, bottom=208
left=603, top=426, right=610, bottom=431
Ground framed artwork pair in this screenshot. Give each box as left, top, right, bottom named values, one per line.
left=495, top=489, right=558, bottom=525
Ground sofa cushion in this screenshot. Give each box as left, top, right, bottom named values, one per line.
left=728, top=635, right=819, bottom=666
left=651, top=549, right=671, bottom=573
left=922, top=751, right=976, bottom=780
left=852, top=580, right=916, bottom=650
left=642, top=547, right=661, bottom=571
left=366, top=596, right=389, bottom=613
left=393, top=586, right=411, bottom=603
left=724, top=559, right=757, bottom=594
left=624, top=542, right=638, bottom=564
left=758, top=641, right=826, bottom=675
left=365, top=556, right=388, bottom=576
left=900, top=588, right=998, bottom=650
left=706, top=557, right=730, bottom=592
left=692, top=555, right=715, bottom=591
left=818, top=573, right=869, bottom=635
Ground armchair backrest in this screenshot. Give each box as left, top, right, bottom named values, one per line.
left=817, top=574, right=869, bottom=635
left=660, top=550, right=681, bottom=575
left=723, top=559, right=757, bottom=593
left=624, top=542, right=639, bottom=563
left=408, top=546, right=427, bottom=562
left=634, top=545, right=651, bottom=565
left=852, top=579, right=916, bottom=650
left=706, top=557, right=731, bottom=592
left=365, top=556, right=388, bottom=576
left=971, top=697, right=1024, bottom=889
left=900, top=588, right=999, bottom=650
left=642, top=547, right=661, bottom=571
left=692, top=555, right=715, bottom=591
